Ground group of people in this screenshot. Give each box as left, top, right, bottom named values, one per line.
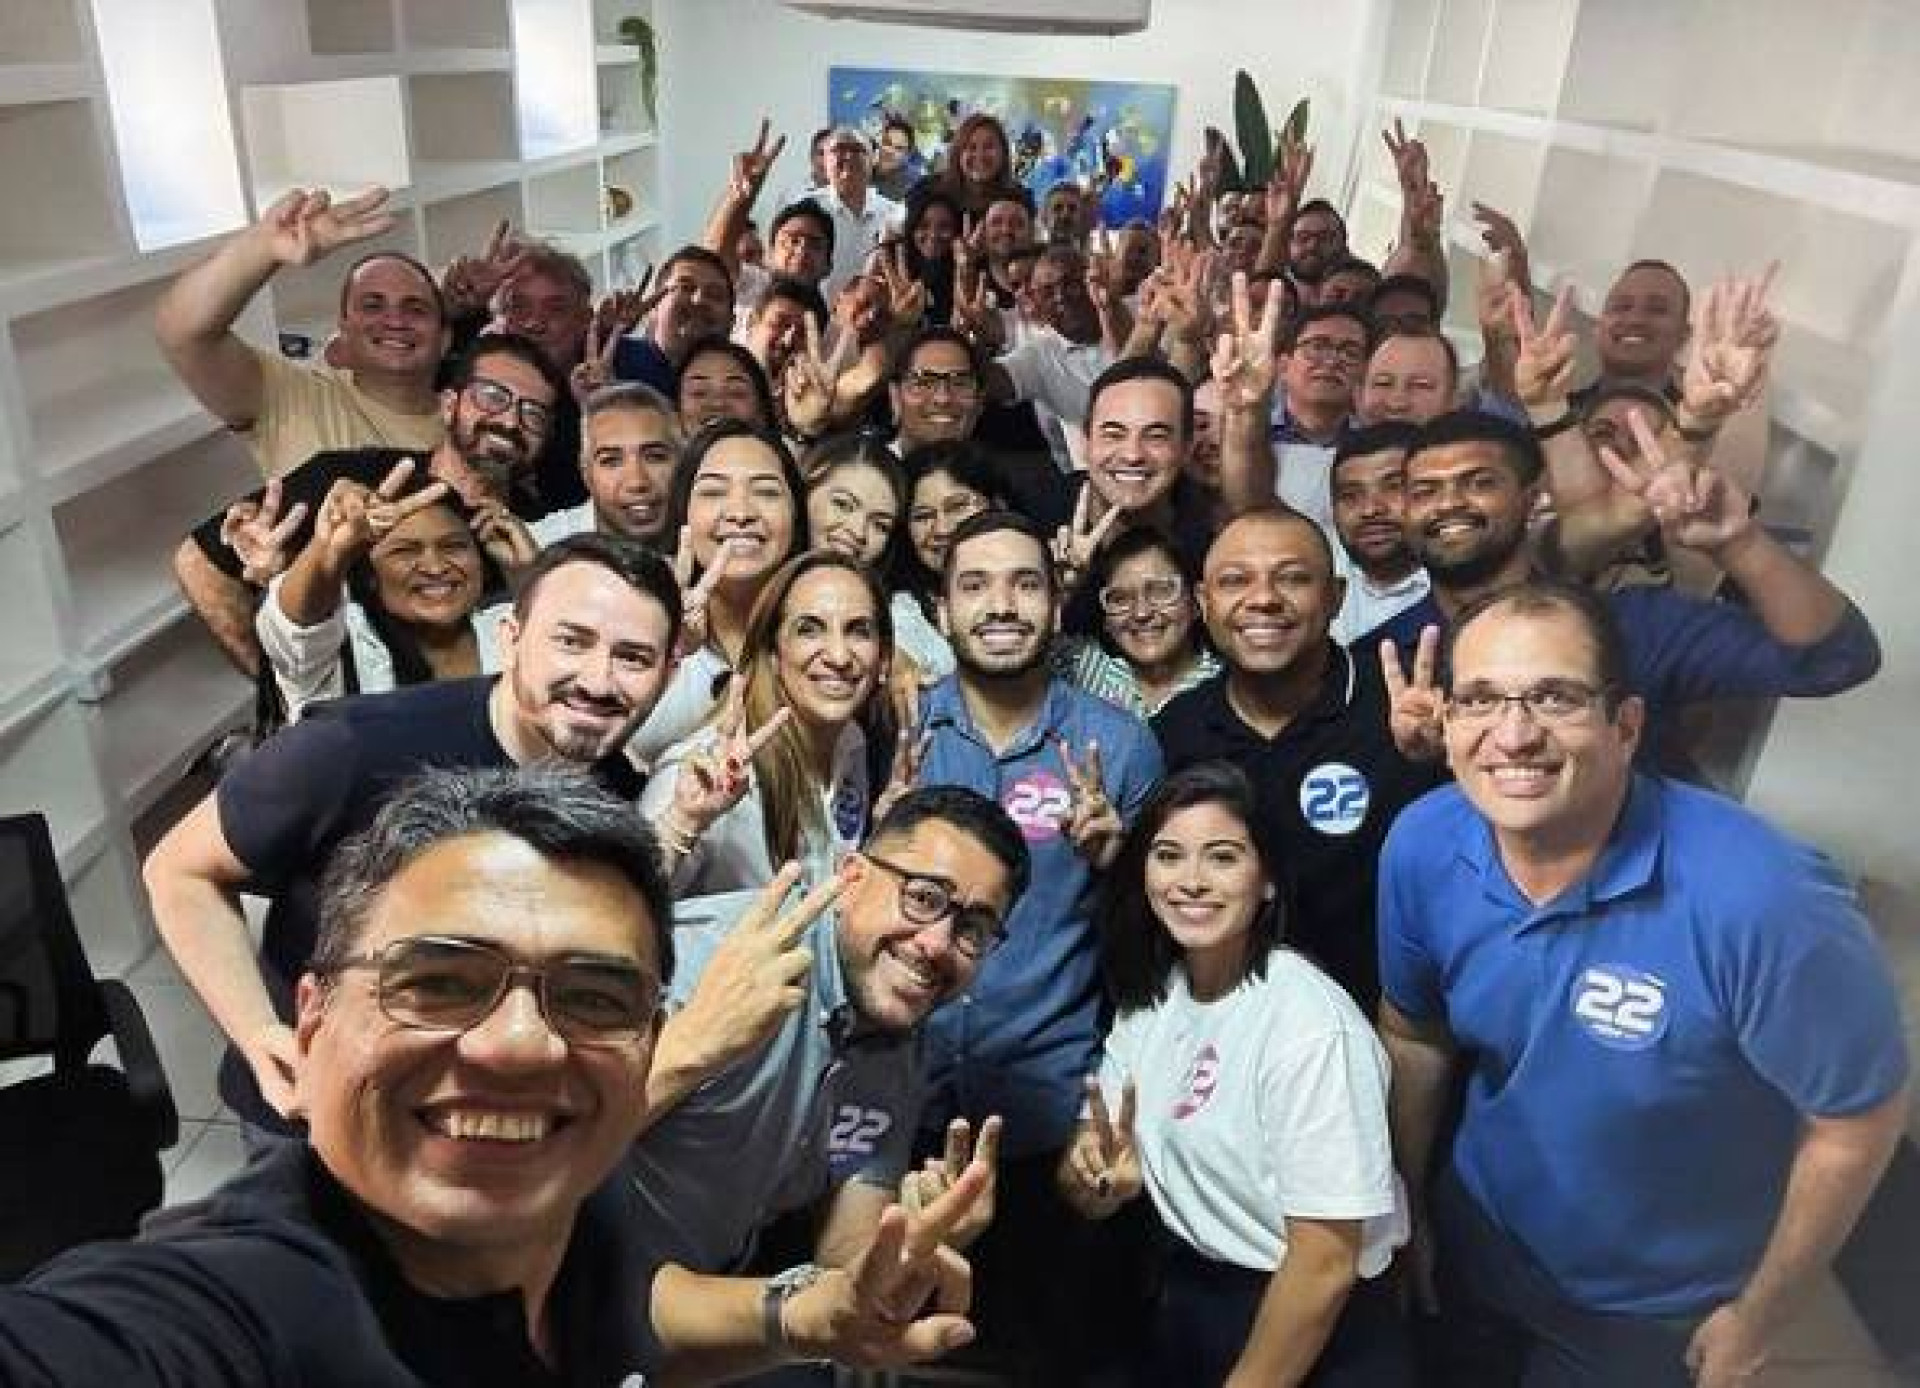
left=0, top=98, right=1907, bottom=1388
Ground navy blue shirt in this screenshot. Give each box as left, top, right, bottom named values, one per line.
left=1380, top=774, right=1909, bottom=1316
left=915, top=675, right=1163, bottom=1157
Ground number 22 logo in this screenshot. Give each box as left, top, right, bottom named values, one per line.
left=1570, top=966, right=1668, bottom=1051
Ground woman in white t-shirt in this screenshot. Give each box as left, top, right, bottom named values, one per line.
left=1060, top=762, right=1414, bottom=1388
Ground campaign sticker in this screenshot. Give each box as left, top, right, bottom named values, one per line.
left=1172, top=1043, right=1221, bottom=1120
left=1003, top=770, right=1072, bottom=843
left=1569, top=966, right=1669, bottom=1051
left=1299, top=762, right=1371, bottom=837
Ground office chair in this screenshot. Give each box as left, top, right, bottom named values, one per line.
left=0, top=813, right=178, bottom=1280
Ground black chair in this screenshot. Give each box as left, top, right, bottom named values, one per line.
left=0, top=813, right=179, bottom=1280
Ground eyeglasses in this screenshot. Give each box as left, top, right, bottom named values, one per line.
left=324, top=935, right=660, bottom=1046
left=1098, top=575, right=1185, bottom=618
left=901, top=369, right=981, bottom=399
left=1293, top=336, right=1367, bottom=367
left=861, top=852, right=1007, bottom=959
left=1447, top=679, right=1615, bottom=727
left=465, top=376, right=556, bottom=433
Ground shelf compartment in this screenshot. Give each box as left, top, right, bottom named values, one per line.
left=401, top=0, right=511, bottom=51
left=0, top=1, right=85, bottom=65
left=596, top=51, right=651, bottom=138
left=0, top=99, right=127, bottom=282
left=421, top=182, right=526, bottom=269
left=1527, top=147, right=1651, bottom=303
left=510, top=0, right=597, bottom=160
left=7, top=276, right=232, bottom=497
left=1456, top=130, right=1544, bottom=233
left=1556, top=0, right=1684, bottom=133
left=92, top=0, right=247, bottom=252
left=1379, top=0, right=1436, bottom=99
left=1477, top=0, right=1575, bottom=117
left=526, top=160, right=602, bottom=236
left=1664, top=0, right=1865, bottom=153
left=1424, top=0, right=1492, bottom=107
left=88, top=618, right=249, bottom=822
left=0, top=693, right=108, bottom=872
left=52, top=431, right=256, bottom=661
left=0, top=518, right=64, bottom=732
left=407, top=70, right=517, bottom=165
left=307, top=0, right=398, bottom=55
left=0, top=61, right=88, bottom=105
left=242, top=76, right=410, bottom=208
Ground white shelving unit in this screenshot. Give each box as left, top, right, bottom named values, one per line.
left=0, top=0, right=676, bottom=973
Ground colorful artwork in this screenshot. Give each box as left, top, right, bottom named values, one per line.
left=829, top=66, right=1177, bottom=226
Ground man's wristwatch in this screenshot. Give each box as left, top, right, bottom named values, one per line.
left=763, top=1262, right=830, bottom=1357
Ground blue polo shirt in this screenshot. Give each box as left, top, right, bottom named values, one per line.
left=916, top=675, right=1163, bottom=1158
left=1379, top=775, right=1909, bottom=1316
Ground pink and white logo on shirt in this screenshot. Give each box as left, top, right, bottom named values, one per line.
left=1002, top=770, right=1072, bottom=843
left=1171, top=1042, right=1221, bottom=1120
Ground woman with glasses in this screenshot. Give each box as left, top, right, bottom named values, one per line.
left=256, top=468, right=516, bottom=722
left=1061, top=763, right=1412, bottom=1388
left=890, top=441, right=1008, bottom=683
left=641, top=550, right=892, bottom=894
left=630, top=420, right=809, bottom=765
left=1058, top=526, right=1220, bottom=718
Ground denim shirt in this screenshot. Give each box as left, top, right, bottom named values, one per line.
left=915, top=675, right=1164, bottom=1158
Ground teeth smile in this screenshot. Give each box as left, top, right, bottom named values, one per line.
left=427, top=1109, right=555, bottom=1142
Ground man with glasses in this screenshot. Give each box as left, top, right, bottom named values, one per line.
left=1271, top=303, right=1371, bottom=539
left=146, top=534, right=680, bottom=1133
left=892, top=328, right=988, bottom=456
left=1378, top=582, right=1908, bottom=1388
left=626, top=785, right=1028, bottom=1279
left=9, top=766, right=994, bottom=1384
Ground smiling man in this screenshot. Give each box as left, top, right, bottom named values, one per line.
left=145, top=534, right=683, bottom=1132
left=531, top=382, right=684, bottom=548
left=1378, top=582, right=1908, bottom=1388
left=8, top=767, right=993, bottom=1385
left=1328, top=422, right=1431, bottom=645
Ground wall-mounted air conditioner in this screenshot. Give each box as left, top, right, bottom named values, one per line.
left=779, top=0, right=1151, bottom=37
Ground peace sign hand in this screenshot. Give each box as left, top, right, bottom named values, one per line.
left=258, top=187, right=396, bottom=268
left=875, top=244, right=930, bottom=332
left=442, top=218, right=532, bottom=318
left=902, top=1115, right=1003, bottom=1251
left=220, top=479, right=311, bottom=587
left=950, top=246, right=1003, bottom=353
left=1594, top=407, right=1753, bottom=555
left=311, top=460, right=451, bottom=575
left=1266, top=134, right=1315, bottom=226
left=671, top=524, right=735, bottom=657
left=669, top=675, right=794, bottom=832
left=1681, top=264, right=1779, bottom=432
left=1058, top=737, right=1123, bottom=869
left=1062, top=1077, right=1141, bottom=1215
left=781, top=314, right=859, bottom=439
left=1511, top=284, right=1578, bottom=414
left=730, top=117, right=787, bottom=205
left=1050, top=483, right=1124, bottom=594
left=1379, top=626, right=1446, bottom=763
left=1382, top=119, right=1431, bottom=198
left=1209, top=270, right=1284, bottom=412
left=470, top=497, right=539, bottom=574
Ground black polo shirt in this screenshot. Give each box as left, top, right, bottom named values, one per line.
left=2, top=1138, right=663, bottom=1386
left=1152, top=643, right=1443, bottom=1007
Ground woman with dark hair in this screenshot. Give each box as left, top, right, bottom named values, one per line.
left=1057, top=525, right=1220, bottom=718
left=1061, top=763, right=1412, bottom=1388
left=891, top=441, right=1008, bottom=680
left=631, top=419, right=808, bottom=763
left=640, top=550, right=892, bottom=892
left=920, top=111, right=1027, bottom=218
left=898, top=186, right=963, bottom=324
left=256, top=473, right=513, bottom=721
left=675, top=334, right=776, bottom=431
left=803, top=432, right=905, bottom=572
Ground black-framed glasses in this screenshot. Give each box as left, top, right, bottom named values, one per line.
left=1293, top=335, right=1367, bottom=366
left=465, top=376, right=556, bottom=433
left=901, top=368, right=981, bottom=399
left=1098, top=575, right=1185, bottom=618
left=325, top=935, right=660, bottom=1046
left=1446, top=679, right=1615, bottom=727
left=861, top=853, right=1007, bottom=959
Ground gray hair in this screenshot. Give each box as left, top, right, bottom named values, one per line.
left=582, top=380, right=684, bottom=451
left=312, top=765, right=673, bottom=985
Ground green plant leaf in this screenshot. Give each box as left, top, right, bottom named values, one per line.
left=1234, top=69, right=1274, bottom=187
left=1205, top=126, right=1244, bottom=194
left=1282, top=97, right=1310, bottom=147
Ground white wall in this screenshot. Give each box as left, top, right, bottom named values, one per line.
left=653, top=0, right=1382, bottom=246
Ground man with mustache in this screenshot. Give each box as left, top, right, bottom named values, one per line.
left=912, top=510, right=1164, bottom=1384
left=145, top=534, right=682, bottom=1132
left=1329, top=421, right=1431, bottom=645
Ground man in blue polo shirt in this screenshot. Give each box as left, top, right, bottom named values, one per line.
left=1378, top=581, right=1908, bottom=1388
left=914, top=509, right=1163, bottom=1385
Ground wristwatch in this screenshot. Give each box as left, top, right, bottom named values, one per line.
left=763, top=1262, right=830, bottom=1356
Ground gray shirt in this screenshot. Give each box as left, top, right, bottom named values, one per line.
left=626, top=889, right=922, bottom=1272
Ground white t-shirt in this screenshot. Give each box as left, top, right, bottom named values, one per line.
left=997, top=327, right=1108, bottom=472
left=528, top=501, right=595, bottom=547
left=1095, top=949, right=1407, bottom=1276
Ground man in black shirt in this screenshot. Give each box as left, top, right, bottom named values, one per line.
left=1153, top=507, right=1441, bottom=1006
left=145, top=534, right=681, bottom=1129
left=7, top=767, right=987, bottom=1385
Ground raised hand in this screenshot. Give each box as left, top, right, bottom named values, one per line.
left=1062, top=1076, right=1142, bottom=1214
left=1470, top=202, right=1531, bottom=296
left=870, top=713, right=931, bottom=829
left=1058, top=737, right=1123, bottom=869
left=666, top=863, right=837, bottom=1075
left=1266, top=134, right=1315, bottom=227
left=672, top=524, right=735, bottom=657
left=1379, top=626, right=1446, bottom=763
left=219, top=478, right=310, bottom=586
left=258, top=187, right=396, bottom=268
left=1382, top=118, right=1431, bottom=198
left=469, top=497, right=540, bottom=574
left=782, top=313, right=860, bottom=439
left=1050, top=482, right=1124, bottom=592
left=730, top=117, right=788, bottom=207
left=902, top=1115, right=1003, bottom=1251
left=667, top=674, right=794, bottom=833
left=570, top=306, right=624, bottom=407
left=1210, top=270, right=1284, bottom=412
left=312, top=459, right=452, bottom=574
left=950, top=244, right=1003, bottom=353
left=442, top=218, right=533, bottom=318
left=1680, top=264, right=1779, bottom=433
left=1594, top=407, right=1754, bottom=555
left=1511, top=284, right=1578, bottom=413
left=875, top=243, right=930, bottom=333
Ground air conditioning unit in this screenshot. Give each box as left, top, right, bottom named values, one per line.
left=779, top=0, right=1150, bottom=37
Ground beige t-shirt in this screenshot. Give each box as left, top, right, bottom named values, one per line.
left=246, top=349, right=445, bottom=479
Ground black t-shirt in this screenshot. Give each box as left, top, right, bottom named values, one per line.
left=1152, top=645, right=1444, bottom=1007
left=214, top=677, right=642, bottom=1122
left=4, top=1138, right=664, bottom=1386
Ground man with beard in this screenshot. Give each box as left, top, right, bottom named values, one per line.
left=177, top=334, right=563, bottom=678
left=1329, top=422, right=1430, bottom=644
left=529, top=381, right=683, bottom=548
left=144, top=534, right=682, bottom=1132
left=912, top=511, right=1163, bottom=1385
left=1153, top=507, right=1441, bottom=1009
left=1358, top=410, right=1881, bottom=766
left=627, top=787, right=1026, bottom=1277
left=614, top=245, right=738, bottom=395
left=1285, top=199, right=1350, bottom=293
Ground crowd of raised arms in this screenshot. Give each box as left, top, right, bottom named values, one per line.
left=0, top=101, right=1907, bottom=1388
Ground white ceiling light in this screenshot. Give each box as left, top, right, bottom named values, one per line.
left=780, top=0, right=1151, bottom=37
